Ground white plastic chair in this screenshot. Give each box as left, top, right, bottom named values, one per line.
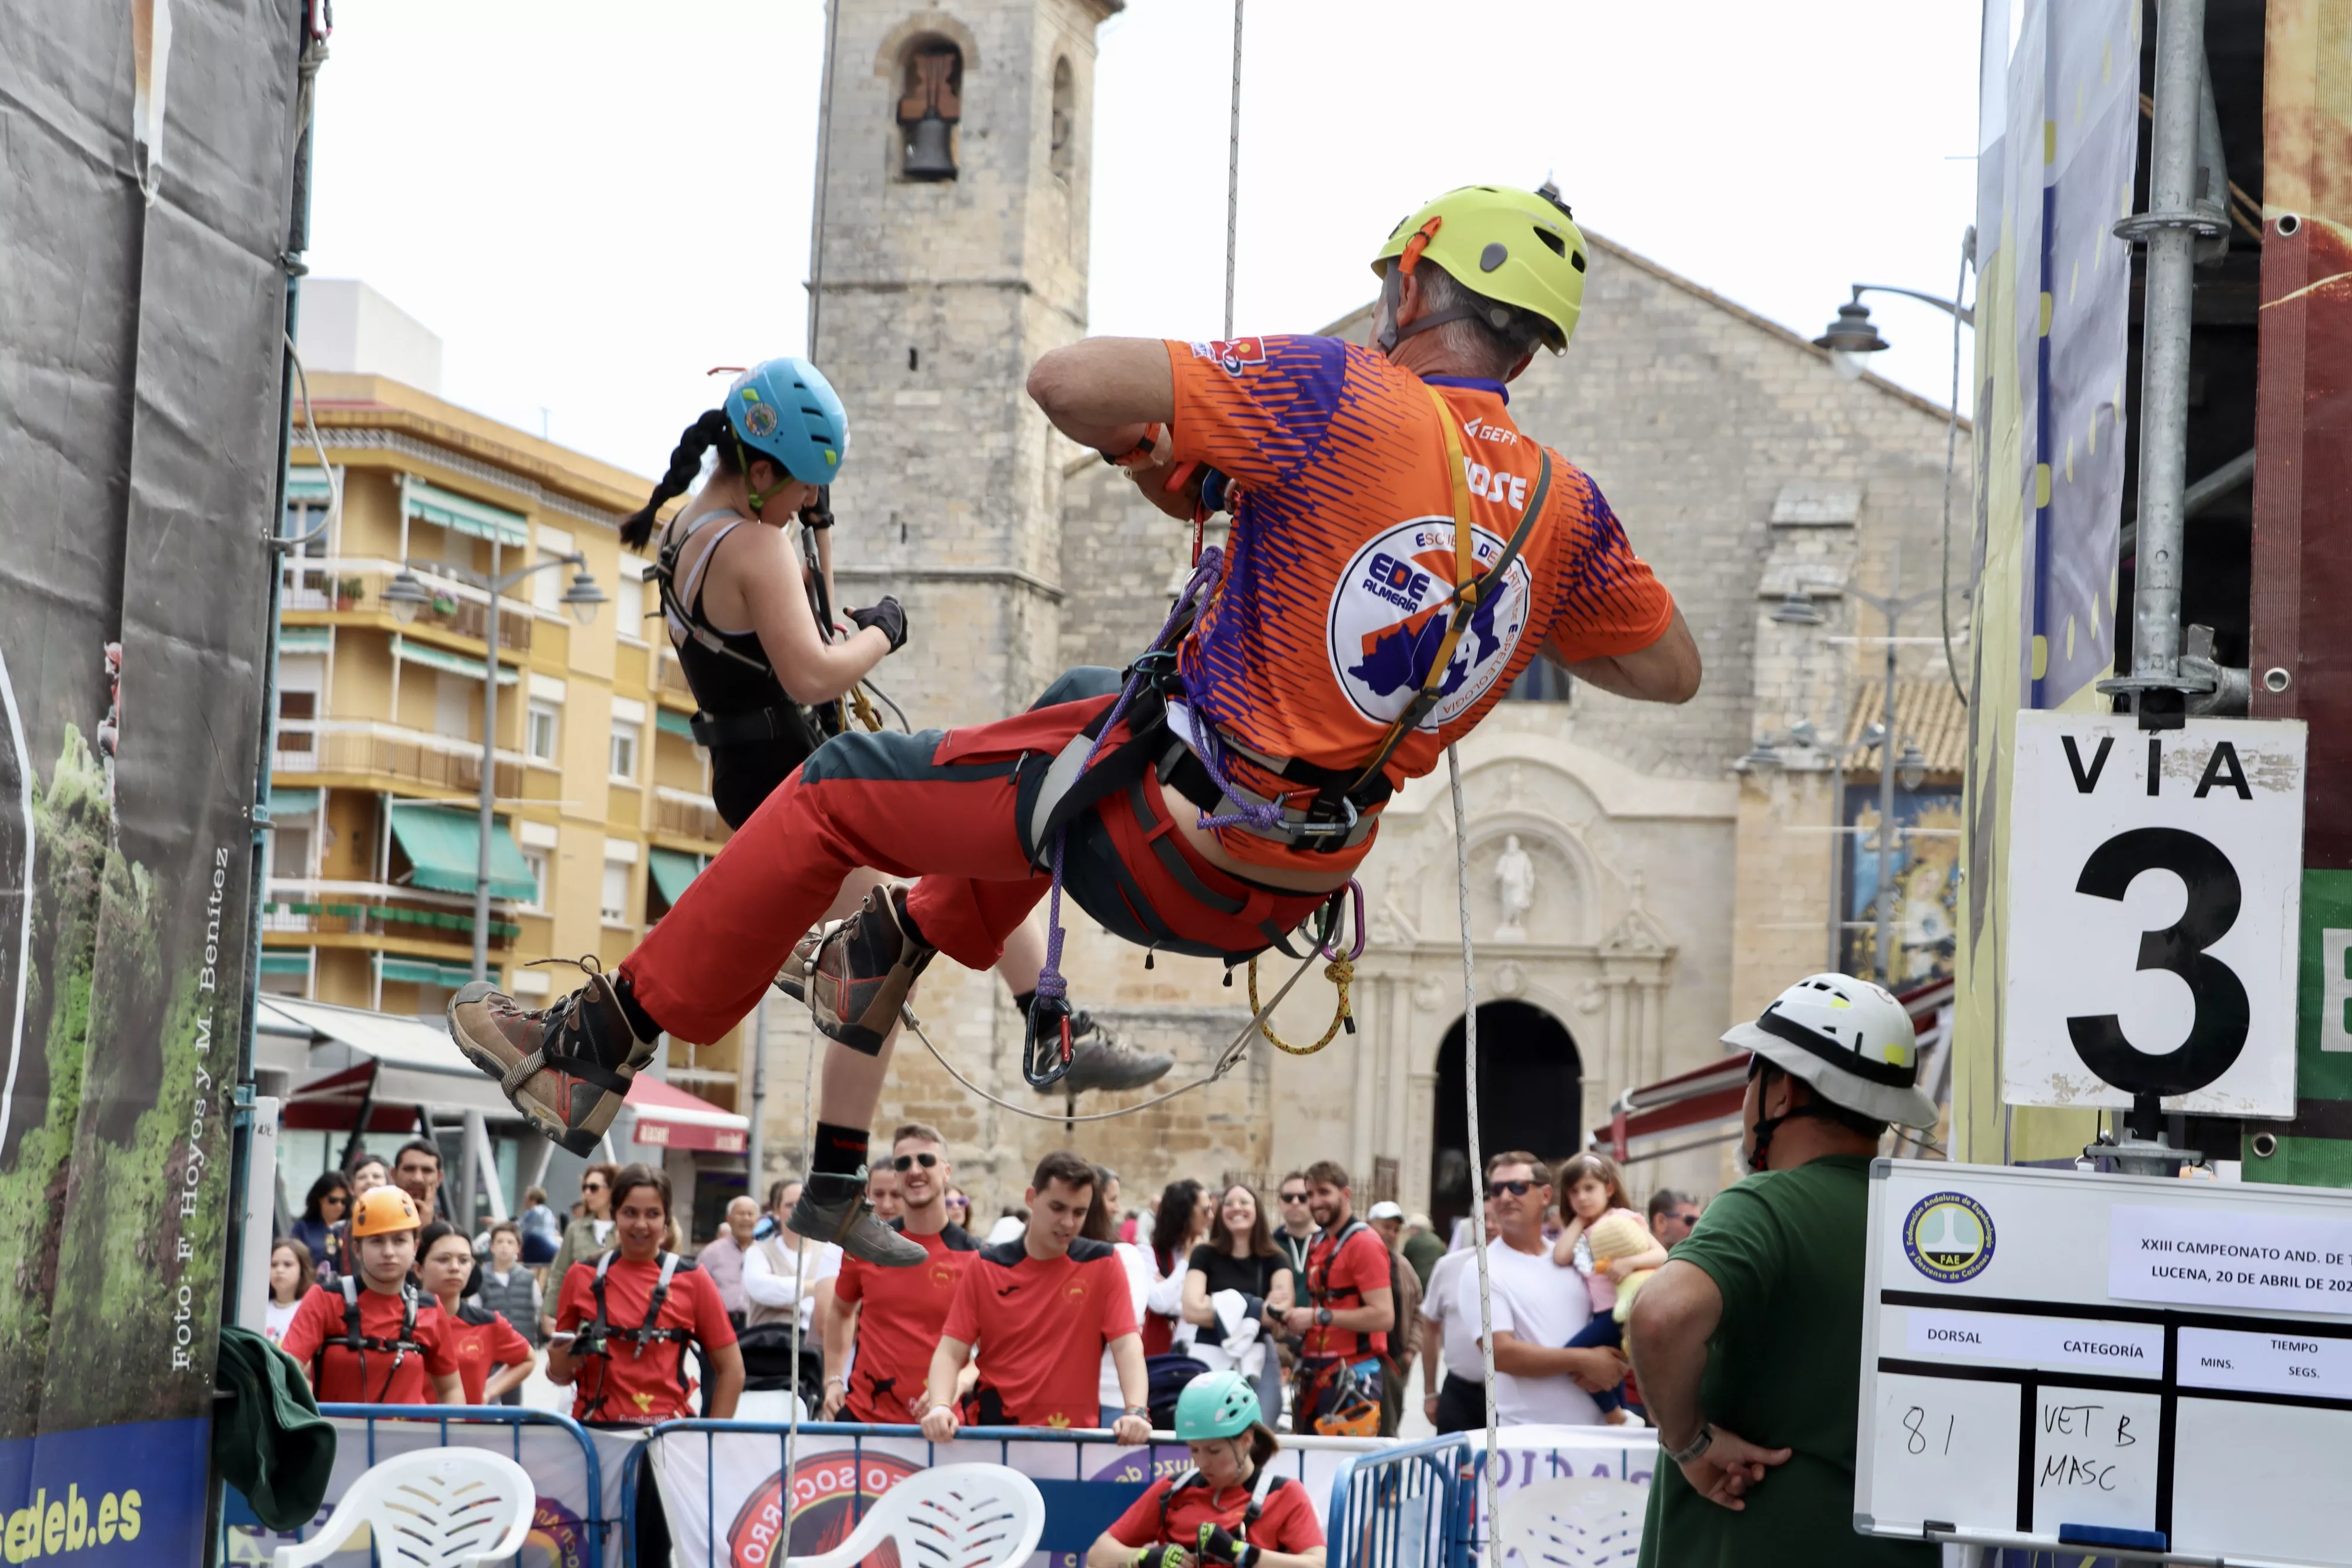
left=272, top=1446, right=537, bottom=1567
left=1493, top=1475, right=1648, bottom=1568
left=783, top=1464, right=1046, bottom=1568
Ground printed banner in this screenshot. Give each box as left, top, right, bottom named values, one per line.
left=1954, top=0, right=2141, bottom=1164
left=0, top=0, right=306, bottom=1557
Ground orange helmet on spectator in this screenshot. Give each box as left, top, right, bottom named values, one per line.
left=350, top=1186, right=422, bottom=1237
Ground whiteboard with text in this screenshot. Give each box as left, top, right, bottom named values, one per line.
left=1857, top=1159, right=2352, bottom=1566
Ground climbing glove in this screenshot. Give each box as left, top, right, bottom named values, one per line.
left=1195, top=1526, right=1259, bottom=1568
left=799, top=485, right=834, bottom=530
left=848, top=596, right=909, bottom=651
left=1134, top=1546, right=1190, bottom=1568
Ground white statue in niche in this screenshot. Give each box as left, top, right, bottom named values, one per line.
left=1493, top=834, right=1536, bottom=940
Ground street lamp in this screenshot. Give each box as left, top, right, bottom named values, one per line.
left=394, top=550, right=607, bottom=980
left=1895, top=739, right=1928, bottom=793
left=1811, top=283, right=1974, bottom=381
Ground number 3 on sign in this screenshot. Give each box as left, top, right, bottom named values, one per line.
left=2003, top=714, right=2305, bottom=1116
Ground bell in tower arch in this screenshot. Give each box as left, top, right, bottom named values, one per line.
left=897, top=42, right=962, bottom=181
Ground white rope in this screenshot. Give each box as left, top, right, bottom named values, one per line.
left=782, top=972, right=819, bottom=1500
left=894, top=942, right=1322, bottom=1123
left=1447, top=746, right=1502, bottom=1552
left=805, top=0, right=844, bottom=359
left=1223, top=0, right=1244, bottom=341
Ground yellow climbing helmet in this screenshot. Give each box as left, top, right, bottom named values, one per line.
left=1370, top=182, right=1589, bottom=355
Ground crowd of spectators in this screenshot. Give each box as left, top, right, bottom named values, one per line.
left=267, top=1131, right=1708, bottom=1444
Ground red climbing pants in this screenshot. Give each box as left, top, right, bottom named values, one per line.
left=621, top=668, right=1335, bottom=1044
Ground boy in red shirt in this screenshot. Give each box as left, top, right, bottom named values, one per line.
left=823, top=1122, right=977, bottom=1423
left=280, top=1187, right=462, bottom=1405
left=1089, top=1371, right=1324, bottom=1568
left=920, top=1151, right=1148, bottom=1439
left=1281, top=1161, right=1394, bottom=1437
left=548, top=1164, right=743, bottom=1426
left=417, top=1221, right=535, bottom=1405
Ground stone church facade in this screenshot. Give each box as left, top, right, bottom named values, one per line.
left=757, top=0, right=1972, bottom=1225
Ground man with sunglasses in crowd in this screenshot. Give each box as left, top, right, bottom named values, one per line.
left=1271, top=1173, right=1315, bottom=1282
left=822, top=1123, right=978, bottom=1423
left=1446, top=1152, right=1624, bottom=1426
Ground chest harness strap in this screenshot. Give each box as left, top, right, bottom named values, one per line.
left=652, top=514, right=851, bottom=747
left=576, top=1250, right=697, bottom=1420
left=1158, top=1465, right=1286, bottom=1541
left=315, top=1275, right=423, bottom=1402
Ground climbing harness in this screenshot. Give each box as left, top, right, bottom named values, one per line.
left=573, top=1248, right=700, bottom=1421
left=313, top=1275, right=424, bottom=1403
left=1157, top=1464, right=1286, bottom=1540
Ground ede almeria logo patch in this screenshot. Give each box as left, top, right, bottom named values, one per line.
left=1327, top=518, right=1531, bottom=730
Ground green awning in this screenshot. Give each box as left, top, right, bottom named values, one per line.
left=648, top=848, right=704, bottom=906
left=391, top=635, right=518, bottom=686
left=402, top=476, right=527, bottom=547
left=379, top=956, right=481, bottom=989
left=257, top=952, right=313, bottom=977
left=278, top=627, right=332, bottom=652
left=267, top=788, right=322, bottom=817
left=656, top=708, right=696, bottom=741
left=285, top=466, right=337, bottom=504
left=387, top=804, right=537, bottom=901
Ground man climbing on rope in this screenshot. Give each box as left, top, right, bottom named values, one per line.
left=450, top=181, right=1700, bottom=1268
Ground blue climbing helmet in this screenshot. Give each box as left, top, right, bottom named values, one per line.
left=1173, top=1370, right=1260, bottom=1442
left=723, top=357, right=850, bottom=490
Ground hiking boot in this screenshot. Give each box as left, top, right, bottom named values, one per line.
left=789, top=886, right=935, bottom=1053
left=791, top=1171, right=927, bottom=1268
left=448, top=959, right=654, bottom=1156
left=1042, top=1012, right=1176, bottom=1095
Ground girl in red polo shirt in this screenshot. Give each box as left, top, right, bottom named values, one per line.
left=1088, top=1372, right=1324, bottom=1568
left=416, top=1222, right=535, bottom=1405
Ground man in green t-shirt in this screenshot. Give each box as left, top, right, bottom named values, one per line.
left=1627, top=974, right=1943, bottom=1568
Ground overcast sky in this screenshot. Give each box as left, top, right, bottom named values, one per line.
left=306, top=0, right=1982, bottom=482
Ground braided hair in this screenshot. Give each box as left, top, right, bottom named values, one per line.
left=619, top=408, right=740, bottom=548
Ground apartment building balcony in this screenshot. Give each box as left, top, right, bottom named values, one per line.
left=281, top=557, right=537, bottom=655
left=260, top=879, right=521, bottom=957
left=650, top=644, right=695, bottom=710
left=653, top=785, right=726, bottom=848
left=274, top=718, right=525, bottom=802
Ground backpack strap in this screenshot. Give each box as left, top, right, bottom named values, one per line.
left=655, top=515, right=772, bottom=674
left=1158, top=1468, right=1203, bottom=1537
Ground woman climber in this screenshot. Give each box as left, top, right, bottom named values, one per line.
left=452, top=184, right=1701, bottom=1269
left=620, top=360, right=1162, bottom=1101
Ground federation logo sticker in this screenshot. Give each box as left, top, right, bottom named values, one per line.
left=741, top=400, right=779, bottom=438
left=1190, top=337, right=1266, bottom=374
left=1902, top=1191, right=1995, bottom=1283
left=1327, top=518, right=1531, bottom=730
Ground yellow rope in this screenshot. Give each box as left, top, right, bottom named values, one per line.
left=848, top=684, right=881, bottom=733
left=1246, top=952, right=1353, bottom=1054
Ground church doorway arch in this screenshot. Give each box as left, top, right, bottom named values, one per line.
left=1429, top=1002, right=1583, bottom=1238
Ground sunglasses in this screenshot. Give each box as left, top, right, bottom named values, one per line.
left=945, top=1195, right=969, bottom=1207
left=1279, top=1191, right=1309, bottom=1203
left=1485, top=1179, right=1537, bottom=1198
left=890, top=1152, right=940, bottom=1172
left=323, top=1194, right=348, bottom=1206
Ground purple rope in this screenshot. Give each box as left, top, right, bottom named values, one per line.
left=1033, top=548, right=1229, bottom=1010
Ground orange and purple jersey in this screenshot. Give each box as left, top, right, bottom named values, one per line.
left=1162, top=334, right=1676, bottom=868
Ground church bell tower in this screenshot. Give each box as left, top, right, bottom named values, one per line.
left=810, top=0, right=1119, bottom=727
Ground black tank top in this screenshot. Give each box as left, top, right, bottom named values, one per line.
left=661, top=514, right=839, bottom=829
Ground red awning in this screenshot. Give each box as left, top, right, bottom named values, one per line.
left=1592, top=977, right=1957, bottom=1161
left=627, top=1075, right=748, bottom=1155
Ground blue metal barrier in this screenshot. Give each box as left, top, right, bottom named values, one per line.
left=1323, top=1434, right=1475, bottom=1568
left=296, top=1404, right=607, bottom=1563
left=619, top=1422, right=1182, bottom=1568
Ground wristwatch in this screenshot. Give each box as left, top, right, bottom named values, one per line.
left=1317, top=1307, right=1333, bottom=1328
left=1122, top=1404, right=1149, bottom=1417
left=1664, top=1423, right=1714, bottom=1465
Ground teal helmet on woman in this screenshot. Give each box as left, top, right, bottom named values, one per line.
left=724, top=357, right=849, bottom=488
left=1173, top=1370, right=1260, bottom=1441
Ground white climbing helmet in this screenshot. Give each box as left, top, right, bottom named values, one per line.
left=1721, top=973, right=1939, bottom=1130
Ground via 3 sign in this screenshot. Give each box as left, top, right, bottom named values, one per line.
left=2004, top=713, right=2307, bottom=1115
